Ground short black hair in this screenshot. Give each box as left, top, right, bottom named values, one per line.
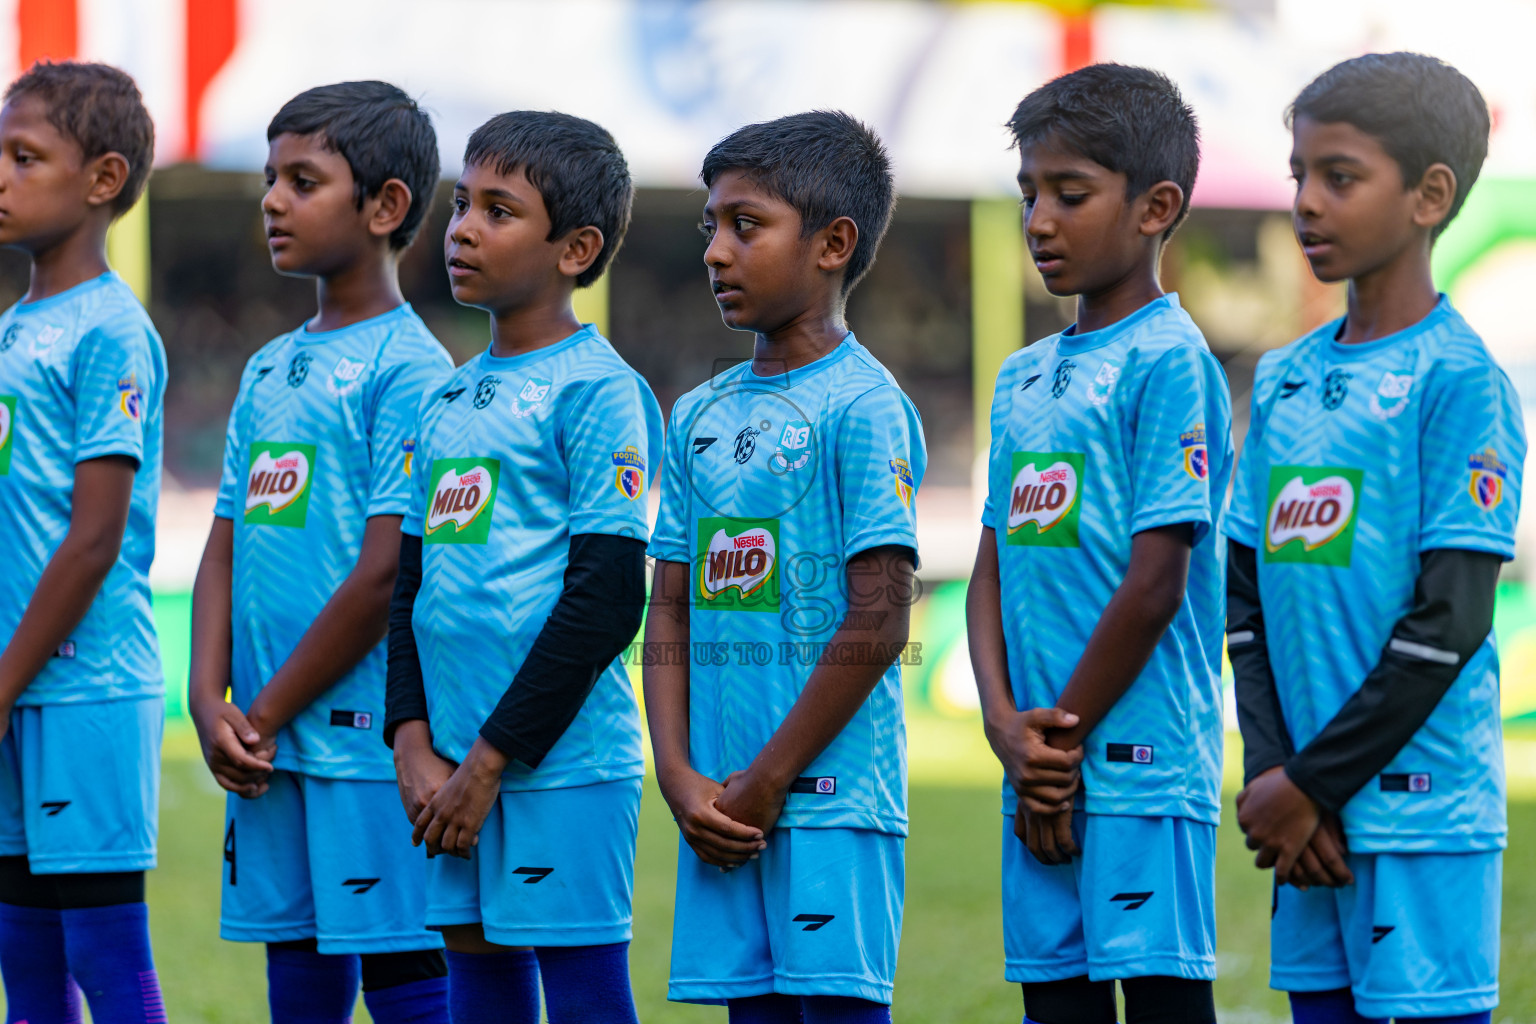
left=1008, top=64, right=1200, bottom=240
left=5, top=61, right=154, bottom=216
left=1288, top=52, right=1488, bottom=238
left=701, top=111, right=895, bottom=295
left=267, top=81, right=440, bottom=251
left=463, top=111, right=633, bottom=288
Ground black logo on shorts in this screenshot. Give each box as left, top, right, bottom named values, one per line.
left=224, top=819, right=237, bottom=885
left=513, top=867, right=553, bottom=884
left=343, top=878, right=380, bottom=894
left=440, top=387, right=466, bottom=403
left=286, top=353, right=312, bottom=388
left=40, top=800, right=70, bottom=817
left=1372, top=925, right=1394, bottom=944
left=793, top=913, right=834, bottom=931
left=1051, top=359, right=1076, bottom=399
left=1321, top=369, right=1352, bottom=410
left=472, top=375, right=500, bottom=410
left=1279, top=380, right=1306, bottom=399
left=692, top=437, right=718, bottom=455
left=0, top=324, right=19, bottom=352
left=1020, top=373, right=1041, bottom=393
left=1110, top=892, right=1153, bottom=910
left=733, top=427, right=759, bottom=465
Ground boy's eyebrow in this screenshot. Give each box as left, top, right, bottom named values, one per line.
left=1016, top=168, right=1096, bottom=185
left=702, top=197, right=771, bottom=217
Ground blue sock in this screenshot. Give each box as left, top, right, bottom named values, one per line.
left=1406, top=1016, right=1493, bottom=1024
left=266, top=944, right=360, bottom=1023
left=59, top=903, right=164, bottom=1024
left=536, top=943, right=639, bottom=1024
left=446, top=949, right=539, bottom=1024
left=1289, top=990, right=1385, bottom=1024
left=802, top=996, right=892, bottom=1024
left=0, top=903, right=82, bottom=1024
left=729, top=993, right=804, bottom=1023
left=364, top=976, right=450, bottom=1024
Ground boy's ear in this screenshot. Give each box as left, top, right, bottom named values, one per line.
left=367, top=178, right=414, bottom=241
left=84, top=152, right=130, bottom=211
left=557, top=225, right=605, bottom=280
left=1138, top=180, right=1185, bottom=239
left=816, top=215, right=859, bottom=275
left=1413, top=163, right=1456, bottom=232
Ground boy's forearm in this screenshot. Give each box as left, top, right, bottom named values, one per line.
left=643, top=560, right=694, bottom=782
left=966, top=530, right=1020, bottom=740
left=188, top=518, right=235, bottom=717
left=246, top=515, right=401, bottom=737
left=1049, top=524, right=1193, bottom=751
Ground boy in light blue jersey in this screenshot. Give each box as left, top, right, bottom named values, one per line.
left=187, top=82, right=453, bottom=1023
left=385, top=111, right=659, bottom=1023
left=1229, top=54, right=1522, bottom=1024
left=0, top=63, right=169, bottom=1023
left=967, top=65, right=1228, bottom=1024
left=646, top=111, right=924, bottom=1024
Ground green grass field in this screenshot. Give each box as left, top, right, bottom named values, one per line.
left=36, top=720, right=1520, bottom=1023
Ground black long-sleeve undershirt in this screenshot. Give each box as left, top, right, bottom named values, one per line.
left=1228, top=541, right=1502, bottom=814
left=384, top=531, right=648, bottom=769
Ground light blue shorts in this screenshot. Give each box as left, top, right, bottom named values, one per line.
left=670, top=826, right=904, bottom=1005
left=426, top=777, right=640, bottom=948
left=1271, top=849, right=1501, bottom=1018
left=0, top=696, right=162, bottom=873
left=220, top=770, right=441, bottom=954
left=1002, top=812, right=1216, bottom=983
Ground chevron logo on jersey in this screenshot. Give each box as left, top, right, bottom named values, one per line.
left=425, top=458, right=501, bottom=544
left=244, top=443, right=317, bottom=527
left=1180, top=424, right=1208, bottom=481
left=612, top=446, right=646, bottom=500
left=1007, top=451, right=1084, bottom=547
left=1264, top=465, right=1363, bottom=565
left=0, top=395, right=14, bottom=476
left=697, top=517, right=780, bottom=611
left=1468, top=450, right=1507, bottom=511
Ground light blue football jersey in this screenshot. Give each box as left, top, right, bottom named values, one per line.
left=0, top=273, right=165, bottom=705
left=403, top=325, right=661, bottom=791
left=983, top=295, right=1231, bottom=824
left=648, top=335, right=926, bottom=836
left=214, top=305, right=452, bottom=780
left=1226, top=296, right=1524, bottom=853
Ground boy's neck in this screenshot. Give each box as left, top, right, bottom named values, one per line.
left=1339, top=241, right=1439, bottom=346
left=488, top=292, right=583, bottom=360
left=1073, top=253, right=1165, bottom=336
left=24, top=221, right=112, bottom=303
left=751, top=308, right=848, bottom=376
left=310, top=253, right=405, bottom=333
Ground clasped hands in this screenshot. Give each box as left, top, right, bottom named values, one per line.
left=658, top=764, right=778, bottom=872
left=1235, top=765, right=1353, bottom=889
left=991, top=707, right=1085, bottom=866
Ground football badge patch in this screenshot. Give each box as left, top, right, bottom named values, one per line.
left=402, top=438, right=416, bottom=478
left=1180, top=424, right=1208, bottom=481
left=1469, top=449, right=1507, bottom=511
left=117, top=375, right=144, bottom=422
left=612, top=445, right=646, bottom=500
left=889, top=457, right=914, bottom=507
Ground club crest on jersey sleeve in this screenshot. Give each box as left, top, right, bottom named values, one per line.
left=889, top=457, right=914, bottom=507
left=244, top=442, right=317, bottom=527
left=116, top=374, right=144, bottom=422
left=1468, top=449, right=1507, bottom=511
left=0, top=395, right=14, bottom=475
left=612, top=446, right=646, bottom=500
left=425, top=458, right=501, bottom=544
left=1006, top=451, right=1084, bottom=547
left=1180, top=424, right=1208, bottom=481
left=1263, top=465, right=1363, bottom=565
left=402, top=438, right=415, bottom=477
left=696, top=517, right=780, bottom=612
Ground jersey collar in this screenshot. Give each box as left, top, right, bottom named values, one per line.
left=479, top=323, right=596, bottom=370
left=1324, top=294, right=1452, bottom=358
left=1056, top=293, right=1179, bottom=356
left=741, top=332, right=858, bottom=387
left=296, top=302, right=413, bottom=345
left=14, top=271, right=116, bottom=314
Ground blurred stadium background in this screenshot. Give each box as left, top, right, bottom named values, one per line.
left=4, top=0, right=1536, bottom=1019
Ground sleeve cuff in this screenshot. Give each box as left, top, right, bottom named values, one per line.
left=75, top=441, right=143, bottom=465
left=1418, top=530, right=1516, bottom=561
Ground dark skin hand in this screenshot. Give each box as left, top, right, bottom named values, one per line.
left=970, top=524, right=1194, bottom=865
left=0, top=456, right=137, bottom=741
left=410, top=735, right=507, bottom=860
left=714, top=546, right=916, bottom=834
left=645, top=559, right=767, bottom=869
left=1236, top=766, right=1353, bottom=889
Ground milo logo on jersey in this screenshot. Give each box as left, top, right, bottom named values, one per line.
left=244, top=442, right=317, bottom=527
left=696, top=517, right=780, bottom=612
left=425, top=458, right=501, bottom=545
left=1264, top=465, right=1364, bottom=566
left=1468, top=449, right=1507, bottom=512
left=1006, top=451, right=1084, bottom=547
left=0, top=395, right=15, bottom=476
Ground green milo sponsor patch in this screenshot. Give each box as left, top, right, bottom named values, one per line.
left=243, top=442, right=317, bottom=527
left=1263, top=465, right=1364, bottom=566
left=424, top=457, right=501, bottom=545
left=1005, top=451, right=1085, bottom=547
left=0, top=396, right=15, bottom=476
left=696, top=517, right=780, bottom=612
